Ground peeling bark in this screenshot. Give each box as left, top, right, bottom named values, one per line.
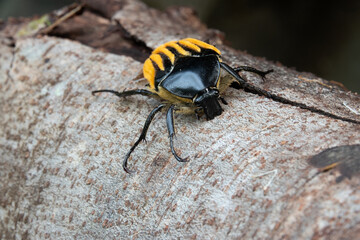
left=0, top=0, right=359, bottom=239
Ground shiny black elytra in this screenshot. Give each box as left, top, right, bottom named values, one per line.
left=92, top=38, right=273, bottom=173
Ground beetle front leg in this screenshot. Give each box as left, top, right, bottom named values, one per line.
left=166, top=105, right=188, bottom=162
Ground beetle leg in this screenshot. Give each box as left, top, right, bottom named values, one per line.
left=123, top=104, right=165, bottom=173
left=221, top=62, right=275, bottom=98
left=219, top=97, right=228, bottom=105
left=220, top=62, right=248, bottom=86
left=233, top=66, right=273, bottom=79
left=166, top=105, right=188, bottom=162
left=221, top=62, right=273, bottom=84
left=92, top=89, right=157, bottom=98
left=194, top=108, right=203, bottom=120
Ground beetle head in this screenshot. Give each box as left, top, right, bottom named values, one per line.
left=194, top=88, right=223, bottom=120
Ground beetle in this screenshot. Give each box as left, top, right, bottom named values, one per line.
left=92, top=38, right=273, bottom=173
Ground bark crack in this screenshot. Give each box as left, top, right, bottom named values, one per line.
left=240, top=82, right=360, bottom=125
left=6, top=38, right=16, bottom=83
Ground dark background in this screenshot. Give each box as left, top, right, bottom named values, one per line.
left=1, top=0, right=359, bottom=93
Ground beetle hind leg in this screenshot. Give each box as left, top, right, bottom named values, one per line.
left=166, top=105, right=188, bottom=162
left=92, top=89, right=156, bottom=98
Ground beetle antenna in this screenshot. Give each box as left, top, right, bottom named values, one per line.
left=123, top=104, right=165, bottom=173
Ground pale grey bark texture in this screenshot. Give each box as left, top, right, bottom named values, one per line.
left=1, top=0, right=359, bottom=239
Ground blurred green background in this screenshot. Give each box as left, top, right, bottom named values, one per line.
left=1, top=0, right=359, bottom=93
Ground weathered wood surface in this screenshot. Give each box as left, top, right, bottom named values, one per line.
left=1, top=0, right=359, bottom=239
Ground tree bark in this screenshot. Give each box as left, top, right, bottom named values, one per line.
left=1, top=0, right=359, bottom=239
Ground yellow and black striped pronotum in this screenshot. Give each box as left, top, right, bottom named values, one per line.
left=92, top=38, right=273, bottom=173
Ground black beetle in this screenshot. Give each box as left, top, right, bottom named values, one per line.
left=92, top=38, right=273, bottom=173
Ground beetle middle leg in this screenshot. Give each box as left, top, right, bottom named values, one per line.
left=234, top=66, right=273, bottom=79
left=220, top=62, right=274, bottom=98
left=220, top=62, right=273, bottom=85
left=123, top=103, right=165, bottom=173
left=166, top=105, right=188, bottom=162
